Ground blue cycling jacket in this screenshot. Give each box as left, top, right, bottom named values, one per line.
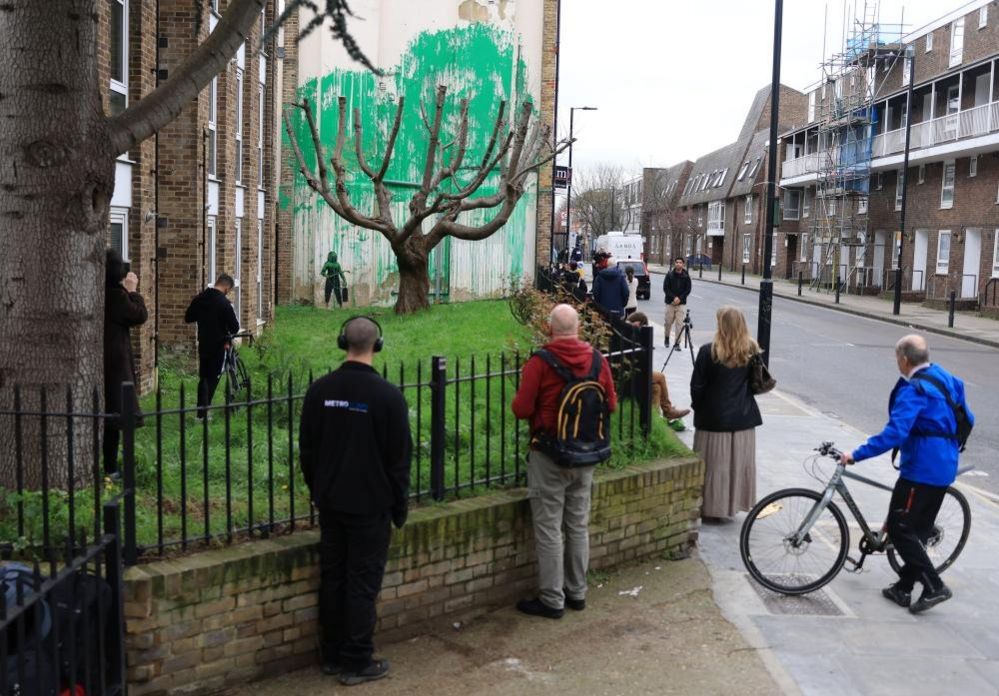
left=852, top=363, right=973, bottom=487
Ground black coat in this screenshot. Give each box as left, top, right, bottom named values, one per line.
left=299, top=362, right=413, bottom=524
left=104, top=286, right=148, bottom=417
left=592, top=266, right=630, bottom=314
left=184, top=288, right=239, bottom=375
left=663, top=269, right=692, bottom=305
left=690, top=343, right=762, bottom=432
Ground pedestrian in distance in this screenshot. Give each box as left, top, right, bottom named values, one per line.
left=184, top=275, right=240, bottom=419
left=663, top=257, right=692, bottom=348
left=591, top=255, right=630, bottom=318
left=512, top=304, right=618, bottom=619
left=299, top=316, right=412, bottom=685
left=321, top=251, right=348, bottom=307
left=626, top=312, right=690, bottom=427
left=689, top=306, right=762, bottom=521
left=840, top=335, right=974, bottom=614
left=103, top=248, right=148, bottom=472
left=624, top=266, right=639, bottom=318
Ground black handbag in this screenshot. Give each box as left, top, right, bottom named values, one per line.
left=749, top=353, right=776, bottom=395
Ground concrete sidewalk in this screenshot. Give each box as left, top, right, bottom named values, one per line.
left=649, top=263, right=999, bottom=349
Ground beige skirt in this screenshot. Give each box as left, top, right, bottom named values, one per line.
left=693, top=428, right=757, bottom=519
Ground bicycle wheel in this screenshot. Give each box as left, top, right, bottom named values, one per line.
left=234, top=355, right=251, bottom=394
left=887, top=485, right=971, bottom=576
left=740, top=488, right=850, bottom=595
left=224, top=362, right=242, bottom=405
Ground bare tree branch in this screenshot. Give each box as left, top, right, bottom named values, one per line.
left=283, top=102, right=348, bottom=218
left=265, top=0, right=382, bottom=74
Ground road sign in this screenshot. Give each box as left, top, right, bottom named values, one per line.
left=554, top=166, right=571, bottom=189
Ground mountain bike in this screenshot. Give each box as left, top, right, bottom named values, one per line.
left=221, top=331, right=253, bottom=405
left=740, top=441, right=971, bottom=595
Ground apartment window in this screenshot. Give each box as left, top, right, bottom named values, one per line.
left=828, top=197, right=837, bottom=216
left=234, top=69, right=244, bottom=184
left=695, top=236, right=703, bottom=255
left=697, top=207, right=703, bottom=226
left=802, top=190, right=811, bottom=217
left=747, top=157, right=762, bottom=178
left=895, top=169, right=904, bottom=211
left=902, top=55, right=911, bottom=85
left=892, top=232, right=903, bottom=269
left=858, top=197, right=868, bottom=215
left=109, top=208, right=128, bottom=260
left=808, top=91, right=816, bottom=121
left=207, top=77, right=218, bottom=178
left=771, top=239, right=777, bottom=269
left=109, top=0, right=128, bottom=116
left=736, top=162, right=750, bottom=181
left=993, top=231, right=999, bottom=277
left=207, top=216, right=218, bottom=283
left=800, top=234, right=809, bottom=262
left=918, top=164, right=925, bottom=184
left=742, top=234, right=751, bottom=264
left=783, top=190, right=801, bottom=220
left=716, top=168, right=728, bottom=188
left=876, top=172, right=883, bottom=190
left=256, top=219, right=264, bottom=318
left=258, top=83, right=265, bottom=187
left=980, top=6, right=988, bottom=28
left=925, top=31, right=933, bottom=52
left=949, top=17, right=964, bottom=67
left=234, top=219, right=243, bottom=319
left=707, top=200, right=726, bottom=233
left=744, top=195, right=753, bottom=224
left=970, top=155, right=978, bottom=178
left=936, top=231, right=951, bottom=275
left=941, top=160, right=956, bottom=209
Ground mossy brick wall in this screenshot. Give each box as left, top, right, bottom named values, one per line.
left=123, top=456, right=703, bottom=695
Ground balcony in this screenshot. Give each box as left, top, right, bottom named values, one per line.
left=872, top=102, right=999, bottom=157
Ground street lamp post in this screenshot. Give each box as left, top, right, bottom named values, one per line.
left=893, top=45, right=916, bottom=315
left=565, top=106, right=597, bottom=261
left=757, top=0, right=783, bottom=366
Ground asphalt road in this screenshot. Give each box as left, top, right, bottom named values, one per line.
left=643, top=272, right=999, bottom=495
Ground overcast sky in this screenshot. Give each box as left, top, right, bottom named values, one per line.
left=556, top=0, right=961, bottom=181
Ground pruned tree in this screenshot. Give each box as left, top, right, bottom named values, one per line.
left=572, top=164, right=633, bottom=241
left=284, top=85, right=571, bottom=313
left=0, top=0, right=367, bottom=491
left=642, top=169, right=684, bottom=262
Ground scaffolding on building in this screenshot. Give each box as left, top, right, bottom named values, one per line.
left=810, top=0, right=907, bottom=291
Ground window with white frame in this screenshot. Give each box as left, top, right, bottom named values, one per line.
left=744, top=195, right=753, bottom=224
left=258, top=82, right=265, bottom=187
left=800, top=234, right=809, bottom=262
left=697, top=207, right=703, bottom=226
left=925, top=31, right=933, bottom=52
left=207, top=77, right=218, bottom=178
left=695, top=236, right=703, bottom=255
left=941, top=160, right=956, bottom=209
left=858, top=196, right=868, bottom=215
left=895, top=169, right=904, bottom=210
left=936, top=231, right=951, bottom=274
left=783, top=190, right=801, bottom=220
left=742, top=234, right=751, bottom=264
left=234, top=68, right=244, bottom=184
left=716, top=168, right=728, bottom=188
left=707, top=200, right=725, bottom=233
left=970, top=155, right=978, bottom=178
left=747, top=157, right=762, bottom=178
left=892, top=232, right=903, bottom=269
left=808, top=91, right=816, bottom=121
left=980, top=6, right=988, bottom=28
left=876, top=172, right=883, bottom=190
left=902, top=54, right=911, bottom=85
left=993, top=231, right=999, bottom=277
left=109, top=0, right=128, bottom=116
left=109, top=208, right=128, bottom=260
left=685, top=235, right=693, bottom=256
left=207, top=216, right=218, bottom=283
left=234, top=219, right=243, bottom=319
left=828, top=197, right=837, bottom=216
left=257, top=219, right=264, bottom=317
left=950, top=17, right=965, bottom=67
left=771, top=238, right=777, bottom=268
left=803, top=189, right=811, bottom=217
left=918, top=164, right=925, bottom=183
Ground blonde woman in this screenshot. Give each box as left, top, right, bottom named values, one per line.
left=689, top=306, right=763, bottom=520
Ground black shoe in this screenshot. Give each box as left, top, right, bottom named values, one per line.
left=338, top=659, right=390, bottom=686
left=881, top=583, right=912, bottom=608
left=564, top=595, right=586, bottom=611
left=909, top=584, right=952, bottom=614
left=321, top=661, right=343, bottom=676
left=516, top=597, right=563, bottom=619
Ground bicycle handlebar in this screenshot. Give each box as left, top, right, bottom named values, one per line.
left=815, top=441, right=844, bottom=460
left=226, top=331, right=254, bottom=340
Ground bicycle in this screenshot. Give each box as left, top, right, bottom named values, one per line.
left=740, top=441, right=971, bottom=596
left=221, top=331, right=253, bottom=405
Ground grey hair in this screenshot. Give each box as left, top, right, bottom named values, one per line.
left=895, top=334, right=929, bottom=365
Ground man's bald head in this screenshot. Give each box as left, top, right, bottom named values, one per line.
left=344, top=317, right=380, bottom=355
left=896, top=334, right=929, bottom=364
left=549, top=304, right=579, bottom=339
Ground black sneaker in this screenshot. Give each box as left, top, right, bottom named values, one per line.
left=909, top=584, right=952, bottom=614
left=564, top=595, right=586, bottom=611
left=881, top=583, right=912, bottom=608
left=338, top=659, right=390, bottom=686
left=321, top=661, right=343, bottom=676
left=516, top=597, right=563, bottom=619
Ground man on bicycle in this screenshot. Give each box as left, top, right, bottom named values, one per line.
left=840, top=335, right=974, bottom=613
left=184, top=274, right=240, bottom=419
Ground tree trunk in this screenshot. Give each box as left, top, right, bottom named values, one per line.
left=0, top=1, right=111, bottom=490
left=393, top=238, right=432, bottom=314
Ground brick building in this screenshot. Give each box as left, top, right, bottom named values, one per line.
left=100, top=0, right=292, bottom=392
left=779, top=0, right=999, bottom=307
left=638, top=162, right=693, bottom=265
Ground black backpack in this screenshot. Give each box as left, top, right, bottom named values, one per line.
left=910, top=372, right=973, bottom=452
left=531, top=348, right=612, bottom=467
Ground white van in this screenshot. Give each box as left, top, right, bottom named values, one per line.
left=594, top=232, right=643, bottom=261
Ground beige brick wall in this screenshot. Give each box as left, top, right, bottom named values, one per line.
left=123, top=456, right=703, bottom=695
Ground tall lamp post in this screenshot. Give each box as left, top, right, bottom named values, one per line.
left=893, top=45, right=916, bottom=315
left=565, top=106, right=597, bottom=259
left=757, top=0, right=783, bottom=366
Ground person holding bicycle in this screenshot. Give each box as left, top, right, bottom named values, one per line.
left=840, top=335, right=974, bottom=614
left=184, top=274, right=240, bottom=419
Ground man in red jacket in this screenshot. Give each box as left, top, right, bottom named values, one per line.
left=512, top=304, right=618, bottom=618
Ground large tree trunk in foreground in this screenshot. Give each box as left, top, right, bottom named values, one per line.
left=393, top=239, right=432, bottom=314
left=0, top=1, right=111, bottom=490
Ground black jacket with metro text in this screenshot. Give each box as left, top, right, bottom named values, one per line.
left=299, top=361, right=412, bottom=523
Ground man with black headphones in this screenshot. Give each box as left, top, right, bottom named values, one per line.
left=299, top=316, right=412, bottom=686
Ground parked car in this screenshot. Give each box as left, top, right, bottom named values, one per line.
left=686, top=254, right=712, bottom=270
left=616, top=260, right=651, bottom=300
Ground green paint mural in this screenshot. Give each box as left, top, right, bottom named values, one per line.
left=284, top=22, right=538, bottom=307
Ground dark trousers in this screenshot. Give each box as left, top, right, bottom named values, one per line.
left=324, top=278, right=343, bottom=307
left=887, top=477, right=947, bottom=592
left=318, top=509, right=391, bottom=670
left=197, top=352, right=224, bottom=419
left=197, top=374, right=220, bottom=419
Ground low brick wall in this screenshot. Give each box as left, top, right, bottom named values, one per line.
left=123, top=456, right=703, bottom=695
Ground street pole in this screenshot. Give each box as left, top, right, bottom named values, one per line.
left=548, top=0, right=562, bottom=267
left=893, top=45, right=915, bottom=315
left=565, top=106, right=597, bottom=263
left=757, top=0, right=783, bottom=367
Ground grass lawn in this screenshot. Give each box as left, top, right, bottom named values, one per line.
left=3, top=300, right=689, bottom=556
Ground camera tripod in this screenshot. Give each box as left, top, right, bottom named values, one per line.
left=663, top=310, right=695, bottom=369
